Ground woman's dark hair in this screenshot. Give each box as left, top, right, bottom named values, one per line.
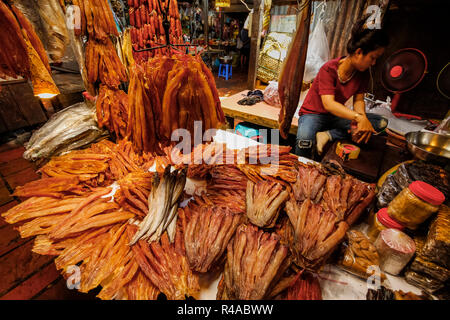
left=347, top=16, right=389, bottom=55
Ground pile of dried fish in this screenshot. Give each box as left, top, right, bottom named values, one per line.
left=115, top=171, right=154, bottom=218
left=180, top=200, right=242, bottom=273
left=217, top=224, right=290, bottom=300
left=85, top=38, right=128, bottom=88
left=72, top=0, right=119, bottom=40
left=23, top=102, right=106, bottom=162
left=96, top=85, right=129, bottom=140
left=292, top=165, right=327, bottom=203
left=3, top=136, right=381, bottom=301
left=0, top=1, right=49, bottom=81
left=129, top=224, right=199, bottom=300
left=126, top=55, right=224, bottom=154
left=246, top=180, right=289, bottom=228
left=13, top=176, right=85, bottom=199
left=38, top=148, right=113, bottom=187
left=130, top=166, right=186, bottom=244
left=285, top=198, right=349, bottom=270
left=209, top=165, right=249, bottom=191
left=286, top=271, right=322, bottom=300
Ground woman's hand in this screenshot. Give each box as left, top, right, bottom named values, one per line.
left=353, top=113, right=376, bottom=144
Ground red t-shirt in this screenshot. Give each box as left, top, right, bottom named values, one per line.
left=299, top=56, right=369, bottom=115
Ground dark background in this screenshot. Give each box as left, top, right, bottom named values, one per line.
left=372, top=0, right=450, bottom=119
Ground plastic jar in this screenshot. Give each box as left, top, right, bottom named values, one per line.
left=374, top=228, right=416, bottom=275
left=387, top=181, right=445, bottom=229
left=367, top=208, right=405, bottom=243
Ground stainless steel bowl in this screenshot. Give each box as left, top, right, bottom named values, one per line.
left=405, top=131, right=450, bottom=165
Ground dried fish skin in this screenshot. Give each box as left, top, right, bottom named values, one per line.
left=246, top=180, right=289, bottom=228
left=285, top=198, right=349, bottom=271
left=181, top=205, right=242, bottom=273
left=129, top=224, right=199, bottom=300
left=292, top=165, right=327, bottom=203
left=218, top=224, right=290, bottom=300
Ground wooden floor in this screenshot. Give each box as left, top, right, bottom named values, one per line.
left=0, top=141, right=97, bottom=300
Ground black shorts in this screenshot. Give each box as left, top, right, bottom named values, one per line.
left=240, top=47, right=250, bottom=57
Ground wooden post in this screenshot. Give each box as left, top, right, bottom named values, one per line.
left=247, top=0, right=264, bottom=90
left=203, top=0, right=209, bottom=47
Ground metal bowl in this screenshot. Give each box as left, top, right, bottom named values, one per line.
left=405, top=131, right=450, bottom=165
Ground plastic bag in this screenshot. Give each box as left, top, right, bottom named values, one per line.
left=338, top=230, right=386, bottom=281
left=434, top=115, right=450, bottom=135
left=377, top=174, right=402, bottom=208
left=303, top=19, right=330, bottom=83
left=263, top=81, right=281, bottom=107
left=421, top=206, right=450, bottom=268
left=404, top=270, right=444, bottom=293
left=24, top=102, right=108, bottom=161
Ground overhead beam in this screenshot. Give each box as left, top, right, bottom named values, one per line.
left=247, top=0, right=264, bottom=89
left=203, top=0, right=209, bottom=46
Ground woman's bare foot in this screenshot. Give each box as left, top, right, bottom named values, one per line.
left=316, top=131, right=331, bottom=155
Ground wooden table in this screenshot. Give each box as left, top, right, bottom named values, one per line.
left=321, top=135, right=388, bottom=183
left=220, top=90, right=299, bottom=135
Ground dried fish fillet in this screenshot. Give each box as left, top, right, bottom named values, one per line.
left=285, top=198, right=349, bottom=270
left=180, top=205, right=242, bottom=273
left=130, top=166, right=186, bottom=244
left=218, top=224, right=290, bottom=300
left=246, top=180, right=289, bottom=228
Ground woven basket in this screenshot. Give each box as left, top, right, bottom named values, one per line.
left=257, top=40, right=283, bottom=83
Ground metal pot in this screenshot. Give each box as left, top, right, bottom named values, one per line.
left=405, top=131, right=450, bottom=165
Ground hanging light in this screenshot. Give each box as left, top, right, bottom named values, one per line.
left=33, top=78, right=60, bottom=99
left=23, top=36, right=60, bottom=99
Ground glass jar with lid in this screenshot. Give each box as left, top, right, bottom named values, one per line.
left=387, top=181, right=445, bottom=230
left=367, top=208, right=405, bottom=243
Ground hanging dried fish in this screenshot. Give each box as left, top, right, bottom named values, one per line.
left=278, top=2, right=311, bottom=139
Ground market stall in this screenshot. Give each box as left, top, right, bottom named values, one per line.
left=0, top=0, right=449, bottom=303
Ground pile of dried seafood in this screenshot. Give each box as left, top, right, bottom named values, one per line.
left=2, top=140, right=376, bottom=300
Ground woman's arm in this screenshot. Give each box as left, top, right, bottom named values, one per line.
left=321, top=94, right=361, bottom=120
left=353, top=93, right=376, bottom=143
left=321, top=94, right=375, bottom=143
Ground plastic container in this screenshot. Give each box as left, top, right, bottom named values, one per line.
left=367, top=208, right=405, bottom=243
left=387, top=181, right=445, bottom=229
left=374, top=228, right=416, bottom=275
